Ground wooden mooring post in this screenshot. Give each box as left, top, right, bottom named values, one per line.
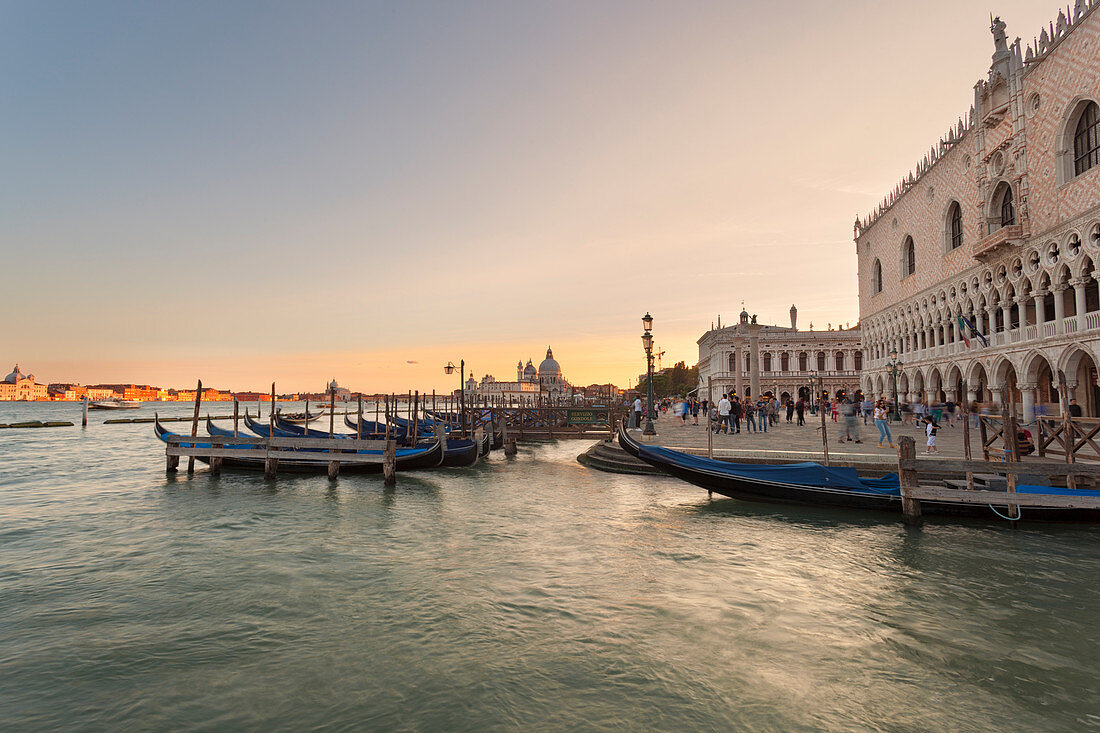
left=233, top=399, right=240, bottom=438
left=960, top=382, right=973, bottom=491
left=707, top=376, right=714, bottom=460
left=897, top=436, right=922, bottom=526
left=383, top=438, right=396, bottom=486
left=1058, top=370, right=1078, bottom=490
left=188, top=379, right=202, bottom=474
left=818, top=375, right=829, bottom=466
left=82, top=396, right=88, bottom=427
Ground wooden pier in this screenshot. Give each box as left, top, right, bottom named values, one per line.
left=164, top=434, right=401, bottom=480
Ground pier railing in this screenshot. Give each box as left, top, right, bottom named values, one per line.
left=445, top=406, right=619, bottom=439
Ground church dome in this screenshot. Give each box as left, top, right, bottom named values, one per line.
left=4, top=364, right=22, bottom=384
left=523, top=359, right=537, bottom=378
left=538, top=347, right=561, bottom=377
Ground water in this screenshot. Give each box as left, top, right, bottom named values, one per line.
left=3, top=402, right=1100, bottom=731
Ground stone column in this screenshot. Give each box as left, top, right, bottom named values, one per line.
left=1020, top=382, right=1036, bottom=422
left=975, top=310, right=984, bottom=335
left=967, top=387, right=978, bottom=405
left=750, top=335, right=761, bottom=401
left=1073, top=278, right=1088, bottom=321
left=1035, top=291, right=1046, bottom=326
left=1054, top=285, right=1067, bottom=333
left=734, top=343, right=744, bottom=400
left=1017, top=296, right=1028, bottom=331
left=1001, top=302, right=1011, bottom=333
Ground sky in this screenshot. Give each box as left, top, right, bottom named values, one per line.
left=0, top=0, right=1064, bottom=393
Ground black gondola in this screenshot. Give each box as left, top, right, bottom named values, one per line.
left=617, top=424, right=1100, bottom=522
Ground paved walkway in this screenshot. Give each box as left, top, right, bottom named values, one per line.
left=637, top=411, right=993, bottom=465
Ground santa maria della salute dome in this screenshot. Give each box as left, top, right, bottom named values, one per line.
left=466, top=347, right=572, bottom=404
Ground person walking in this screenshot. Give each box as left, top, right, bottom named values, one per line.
left=830, top=399, right=839, bottom=422
left=873, top=399, right=893, bottom=448
left=757, top=399, right=769, bottom=433
left=730, top=396, right=742, bottom=434
left=701, top=399, right=709, bottom=417
left=717, top=394, right=732, bottom=434
left=632, top=396, right=643, bottom=429
left=691, top=397, right=700, bottom=425
left=795, top=398, right=806, bottom=426
left=924, top=415, right=939, bottom=454
left=786, top=398, right=795, bottom=423
left=841, top=397, right=861, bottom=443
left=861, top=397, right=873, bottom=425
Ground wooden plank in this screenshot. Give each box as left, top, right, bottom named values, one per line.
left=166, top=445, right=389, bottom=464
left=897, top=457, right=1100, bottom=476
left=906, top=486, right=1100, bottom=509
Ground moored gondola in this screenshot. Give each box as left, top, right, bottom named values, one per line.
left=617, top=424, right=1100, bottom=522
left=160, top=415, right=444, bottom=473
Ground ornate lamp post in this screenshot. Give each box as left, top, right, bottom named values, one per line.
left=642, top=313, right=656, bottom=436
left=444, top=359, right=465, bottom=436
left=887, top=349, right=903, bottom=422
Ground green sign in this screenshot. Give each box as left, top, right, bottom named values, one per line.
left=567, top=409, right=608, bottom=425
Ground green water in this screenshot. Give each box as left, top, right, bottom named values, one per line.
left=2, top=403, right=1099, bottom=731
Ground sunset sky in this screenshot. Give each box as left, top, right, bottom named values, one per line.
left=1, top=1, right=1061, bottom=392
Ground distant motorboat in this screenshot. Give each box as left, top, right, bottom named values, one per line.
left=88, top=399, right=142, bottom=410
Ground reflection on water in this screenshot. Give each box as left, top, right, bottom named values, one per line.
left=1, top=402, right=1099, bottom=730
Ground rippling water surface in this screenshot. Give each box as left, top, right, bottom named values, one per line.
left=3, top=402, right=1100, bottom=731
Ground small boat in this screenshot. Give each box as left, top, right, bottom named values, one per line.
left=343, top=414, right=409, bottom=440
left=89, top=399, right=142, bottom=410
left=276, top=410, right=326, bottom=425
left=617, top=424, right=1100, bottom=521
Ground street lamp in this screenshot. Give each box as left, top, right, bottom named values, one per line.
left=641, top=314, right=656, bottom=436
left=887, top=349, right=903, bottom=422
left=444, top=359, right=466, bottom=436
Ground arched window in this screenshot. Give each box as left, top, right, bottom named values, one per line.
left=1076, top=101, right=1099, bottom=176
left=728, top=353, right=736, bottom=373
left=1000, top=186, right=1015, bottom=227
left=780, top=352, right=790, bottom=371
left=798, top=352, right=808, bottom=371
left=854, top=351, right=863, bottom=370
left=763, top=353, right=772, bottom=372
left=835, top=351, right=845, bottom=370
left=948, top=202, right=963, bottom=250
left=816, top=351, right=827, bottom=371
left=872, top=259, right=883, bottom=294
left=902, top=237, right=915, bottom=277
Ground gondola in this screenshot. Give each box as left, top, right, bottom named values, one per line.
left=158, top=415, right=444, bottom=473
left=276, top=409, right=326, bottom=425
left=342, top=414, right=410, bottom=441
left=617, top=424, right=1100, bottom=521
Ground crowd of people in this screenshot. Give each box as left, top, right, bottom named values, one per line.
left=626, top=392, right=966, bottom=451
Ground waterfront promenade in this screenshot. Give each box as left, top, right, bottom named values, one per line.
left=640, top=412, right=1022, bottom=464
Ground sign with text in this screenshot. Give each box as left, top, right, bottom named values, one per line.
left=566, top=408, right=609, bottom=426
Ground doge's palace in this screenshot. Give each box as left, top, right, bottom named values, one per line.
left=856, top=3, right=1100, bottom=419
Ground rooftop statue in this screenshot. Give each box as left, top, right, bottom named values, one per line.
left=991, top=15, right=1008, bottom=54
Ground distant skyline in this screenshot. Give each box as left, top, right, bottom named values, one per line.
left=1, top=1, right=1062, bottom=392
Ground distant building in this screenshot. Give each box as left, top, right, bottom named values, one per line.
left=464, top=346, right=574, bottom=403
left=696, top=306, right=863, bottom=403
left=326, top=379, right=351, bottom=402
left=0, top=365, right=48, bottom=401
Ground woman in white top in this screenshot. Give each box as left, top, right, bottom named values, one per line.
left=873, top=399, right=894, bottom=448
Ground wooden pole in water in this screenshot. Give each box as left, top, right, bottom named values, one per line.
left=269, top=383, right=276, bottom=437
left=707, top=376, right=714, bottom=460
left=357, top=395, right=363, bottom=440
left=1057, top=370, right=1077, bottom=490
left=82, top=395, right=88, bottom=427
left=383, top=438, right=396, bottom=486
left=188, top=379, right=202, bottom=474
left=960, top=381, right=973, bottom=491
left=898, top=436, right=922, bottom=526
left=329, top=384, right=335, bottom=438
left=304, top=398, right=309, bottom=428
left=233, top=399, right=240, bottom=438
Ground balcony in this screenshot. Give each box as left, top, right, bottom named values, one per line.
left=973, top=224, right=1023, bottom=261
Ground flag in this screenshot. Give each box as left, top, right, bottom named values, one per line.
left=956, top=315, right=970, bottom=348
left=957, top=315, right=988, bottom=347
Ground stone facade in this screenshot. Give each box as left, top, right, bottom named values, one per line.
left=697, top=306, right=862, bottom=404
left=856, top=4, right=1100, bottom=418
left=0, top=365, right=48, bottom=401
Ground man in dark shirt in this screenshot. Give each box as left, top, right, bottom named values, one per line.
left=1069, top=399, right=1083, bottom=418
